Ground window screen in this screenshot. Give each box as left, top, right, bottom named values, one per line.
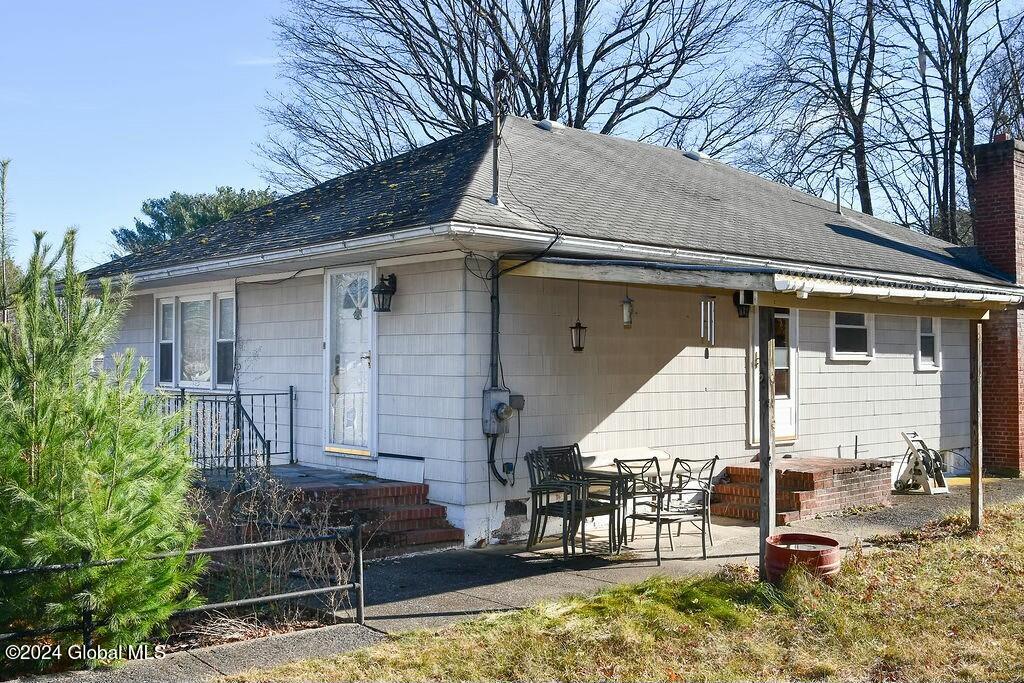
left=159, top=302, right=174, bottom=384
left=834, top=312, right=869, bottom=354
left=216, top=297, right=235, bottom=386
left=180, top=300, right=211, bottom=383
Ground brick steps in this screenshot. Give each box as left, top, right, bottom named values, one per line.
left=377, top=504, right=451, bottom=532
left=712, top=457, right=893, bottom=525
left=709, top=502, right=800, bottom=526
left=297, top=481, right=463, bottom=551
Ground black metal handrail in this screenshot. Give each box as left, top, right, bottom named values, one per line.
left=160, top=388, right=296, bottom=472
left=0, top=521, right=365, bottom=651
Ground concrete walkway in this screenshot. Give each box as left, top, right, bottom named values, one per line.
left=23, top=479, right=1024, bottom=682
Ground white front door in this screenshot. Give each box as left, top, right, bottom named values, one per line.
left=326, top=267, right=373, bottom=454
left=750, top=307, right=799, bottom=442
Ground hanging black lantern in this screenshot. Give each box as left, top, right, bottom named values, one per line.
left=570, top=280, right=587, bottom=352
left=372, top=273, right=398, bottom=312
left=570, top=318, right=587, bottom=353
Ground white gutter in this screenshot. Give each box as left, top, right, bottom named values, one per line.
left=100, top=218, right=1024, bottom=302
left=773, top=274, right=1023, bottom=305
left=448, top=222, right=1024, bottom=300
left=105, top=222, right=456, bottom=286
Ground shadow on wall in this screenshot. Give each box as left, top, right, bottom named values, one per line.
left=491, top=276, right=749, bottom=486
left=938, top=318, right=973, bottom=476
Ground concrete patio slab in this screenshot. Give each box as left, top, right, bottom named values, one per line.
left=453, top=567, right=614, bottom=607
left=363, top=591, right=514, bottom=633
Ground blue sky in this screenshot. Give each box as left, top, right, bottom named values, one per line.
left=0, top=1, right=285, bottom=267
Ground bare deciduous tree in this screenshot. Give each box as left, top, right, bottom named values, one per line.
left=880, top=0, right=1024, bottom=242
left=742, top=0, right=892, bottom=215
left=981, top=4, right=1024, bottom=138
left=261, top=0, right=750, bottom=189
left=740, top=0, right=1023, bottom=242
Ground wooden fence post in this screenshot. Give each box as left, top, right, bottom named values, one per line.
left=970, top=318, right=983, bottom=530
left=758, top=306, right=777, bottom=581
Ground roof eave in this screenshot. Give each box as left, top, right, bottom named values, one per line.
left=88, top=222, right=460, bottom=287
left=449, top=222, right=1024, bottom=301
left=89, top=219, right=1024, bottom=305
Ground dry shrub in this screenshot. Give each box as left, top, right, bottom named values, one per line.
left=190, top=468, right=356, bottom=628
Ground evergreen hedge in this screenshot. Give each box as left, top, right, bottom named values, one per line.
left=0, top=233, right=204, bottom=663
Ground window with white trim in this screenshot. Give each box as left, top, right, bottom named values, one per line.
left=156, top=293, right=235, bottom=388
left=829, top=311, right=874, bottom=360
left=916, top=317, right=942, bottom=371
left=216, top=297, right=235, bottom=385
left=158, top=302, right=174, bottom=384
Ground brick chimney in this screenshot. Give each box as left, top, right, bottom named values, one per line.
left=975, top=133, right=1024, bottom=474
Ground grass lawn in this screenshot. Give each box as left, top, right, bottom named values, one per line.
left=228, top=502, right=1024, bottom=682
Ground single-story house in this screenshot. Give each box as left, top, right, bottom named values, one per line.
left=86, top=118, right=1024, bottom=545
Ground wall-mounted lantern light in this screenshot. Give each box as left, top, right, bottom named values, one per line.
left=372, top=273, right=398, bottom=312
left=570, top=280, right=587, bottom=352
left=622, top=286, right=634, bottom=329
left=733, top=289, right=754, bottom=318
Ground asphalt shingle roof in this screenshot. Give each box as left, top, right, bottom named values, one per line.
left=86, top=116, right=1011, bottom=287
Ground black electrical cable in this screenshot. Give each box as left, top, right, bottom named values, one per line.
left=488, top=435, right=507, bottom=486
left=510, top=409, right=521, bottom=487
left=477, top=130, right=562, bottom=485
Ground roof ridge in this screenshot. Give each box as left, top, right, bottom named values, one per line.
left=448, top=122, right=500, bottom=226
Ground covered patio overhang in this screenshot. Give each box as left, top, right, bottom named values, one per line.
left=497, top=253, right=1021, bottom=578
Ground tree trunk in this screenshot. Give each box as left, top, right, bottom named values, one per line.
left=852, top=123, right=874, bottom=214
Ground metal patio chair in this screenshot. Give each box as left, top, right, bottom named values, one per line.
left=527, top=446, right=620, bottom=555
left=613, top=456, right=663, bottom=544
left=525, top=449, right=581, bottom=559
left=542, top=444, right=617, bottom=504
left=541, top=444, right=623, bottom=552
left=625, top=455, right=719, bottom=565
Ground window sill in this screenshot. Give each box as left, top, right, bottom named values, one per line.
left=325, top=445, right=373, bottom=458
left=159, top=385, right=235, bottom=395
left=915, top=364, right=941, bottom=373
left=748, top=436, right=798, bottom=448
left=827, top=353, right=873, bottom=363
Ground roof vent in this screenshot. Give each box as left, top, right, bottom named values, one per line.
left=537, top=119, right=565, bottom=131
left=684, top=150, right=709, bottom=161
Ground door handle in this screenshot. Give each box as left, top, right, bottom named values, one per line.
left=360, top=352, right=371, bottom=368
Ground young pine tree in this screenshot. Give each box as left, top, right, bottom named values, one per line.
left=0, top=232, right=203, bottom=661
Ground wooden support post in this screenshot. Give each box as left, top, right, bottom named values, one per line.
left=970, top=318, right=983, bottom=530
left=758, top=306, right=777, bottom=580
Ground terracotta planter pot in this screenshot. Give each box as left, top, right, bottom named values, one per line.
left=765, top=532, right=842, bottom=584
